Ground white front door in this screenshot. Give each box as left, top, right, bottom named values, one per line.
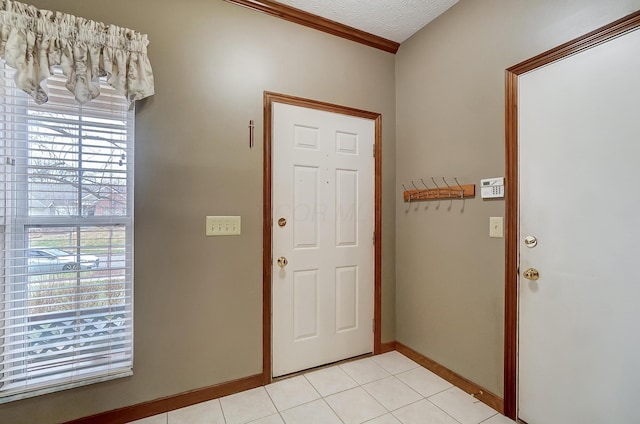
left=518, top=28, right=640, bottom=423
left=271, top=102, right=375, bottom=377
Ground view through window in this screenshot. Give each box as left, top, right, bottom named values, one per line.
left=0, top=62, right=134, bottom=402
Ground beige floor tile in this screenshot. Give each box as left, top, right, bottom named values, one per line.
left=266, top=375, right=320, bottom=411
left=168, top=399, right=224, bottom=424
left=325, top=386, right=387, bottom=424
left=220, top=387, right=277, bottom=424
left=363, top=376, right=422, bottom=411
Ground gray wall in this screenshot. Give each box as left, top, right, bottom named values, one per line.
left=0, top=1, right=396, bottom=422
left=4, top=0, right=640, bottom=422
left=395, top=0, right=640, bottom=397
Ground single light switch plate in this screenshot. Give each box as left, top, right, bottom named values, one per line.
left=206, top=216, right=241, bottom=236
left=490, top=217, right=504, bottom=238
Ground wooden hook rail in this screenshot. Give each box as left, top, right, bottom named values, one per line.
left=402, top=178, right=475, bottom=202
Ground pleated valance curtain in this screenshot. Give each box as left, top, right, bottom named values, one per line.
left=0, top=0, right=154, bottom=104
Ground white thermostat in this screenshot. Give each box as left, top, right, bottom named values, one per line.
left=481, top=177, right=504, bottom=199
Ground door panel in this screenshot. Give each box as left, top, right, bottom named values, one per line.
left=293, top=165, right=319, bottom=248
left=336, top=266, right=358, bottom=332
left=518, top=28, right=640, bottom=423
left=336, top=169, right=358, bottom=246
left=272, top=102, right=374, bottom=377
left=293, top=269, right=319, bottom=340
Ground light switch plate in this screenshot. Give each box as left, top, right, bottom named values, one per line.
left=490, top=217, right=504, bottom=238
left=206, top=216, right=241, bottom=236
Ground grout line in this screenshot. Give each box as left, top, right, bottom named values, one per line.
left=319, top=397, right=347, bottom=424
left=245, top=412, right=283, bottom=424
left=304, top=381, right=359, bottom=398
left=319, top=381, right=385, bottom=424
left=274, top=394, right=322, bottom=413
left=264, top=381, right=325, bottom=415
left=361, top=374, right=423, bottom=411
left=219, top=395, right=228, bottom=424
left=300, top=374, right=323, bottom=400
left=303, top=365, right=360, bottom=397
left=389, top=396, right=426, bottom=412
left=477, top=412, right=500, bottom=423
left=339, top=360, right=392, bottom=385
left=425, top=397, right=465, bottom=424
left=390, top=374, right=422, bottom=398
left=262, top=384, right=281, bottom=414
left=358, top=385, right=392, bottom=417
left=426, top=385, right=455, bottom=399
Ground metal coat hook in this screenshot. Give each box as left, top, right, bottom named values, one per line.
left=442, top=177, right=453, bottom=197
left=418, top=179, right=432, bottom=205
left=249, top=120, right=255, bottom=148
left=454, top=177, right=464, bottom=198
left=431, top=177, right=441, bottom=198
left=411, top=181, right=421, bottom=203
left=402, top=184, right=413, bottom=201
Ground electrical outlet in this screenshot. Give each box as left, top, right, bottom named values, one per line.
left=206, top=216, right=241, bottom=236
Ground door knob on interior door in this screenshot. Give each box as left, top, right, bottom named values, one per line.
left=277, top=256, right=288, bottom=268
left=523, top=268, right=540, bottom=281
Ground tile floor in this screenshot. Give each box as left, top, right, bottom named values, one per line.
left=128, top=351, right=516, bottom=424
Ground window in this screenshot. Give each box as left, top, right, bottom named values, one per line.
left=0, top=61, right=134, bottom=402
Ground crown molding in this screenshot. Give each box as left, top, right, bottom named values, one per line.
left=224, top=0, right=400, bottom=54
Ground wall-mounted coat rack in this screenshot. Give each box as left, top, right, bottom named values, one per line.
left=402, top=177, right=475, bottom=202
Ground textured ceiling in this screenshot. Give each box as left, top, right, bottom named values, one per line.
left=278, top=0, right=459, bottom=43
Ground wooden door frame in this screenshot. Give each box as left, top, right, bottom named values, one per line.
left=503, top=11, right=640, bottom=420
left=263, top=91, right=383, bottom=384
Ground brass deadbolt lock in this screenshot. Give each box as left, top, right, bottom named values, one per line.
left=524, top=235, right=538, bottom=248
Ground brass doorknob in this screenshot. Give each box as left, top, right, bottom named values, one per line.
left=277, top=256, right=288, bottom=268
left=523, top=268, right=540, bottom=281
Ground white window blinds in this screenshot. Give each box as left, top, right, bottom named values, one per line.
left=0, top=61, right=134, bottom=402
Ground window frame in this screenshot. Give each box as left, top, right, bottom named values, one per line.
left=0, top=63, right=135, bottom=403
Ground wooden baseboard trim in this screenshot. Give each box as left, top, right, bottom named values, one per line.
left=380, top=341, right=397, bottom=353
left=395, top=342, right=504, bottom=414
left=64, top=374, right=263, bottom=424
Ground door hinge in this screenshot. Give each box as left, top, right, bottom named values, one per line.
left=373, top=143, right=376, bottom=157
left=372, top=318, right=375, bottom=333
left=373, top=231, right=375, bottom=244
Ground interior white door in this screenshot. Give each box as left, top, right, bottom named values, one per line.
left=518, top=28, right=640, bottom=423
left=271, top=102, right=375, bottom=377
